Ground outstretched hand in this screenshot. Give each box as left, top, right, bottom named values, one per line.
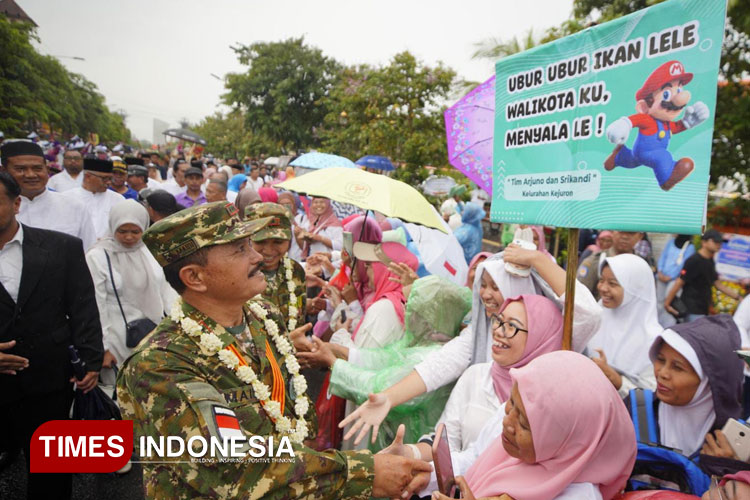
left=289, top=323, right=313, bottom=352
left=339, top=392, right=392, bottom=445
left=297, top=337, right=337, bottom=369
left=378, top=423, right=410, bottom=458
left=0, top=340, right=29, bottom=375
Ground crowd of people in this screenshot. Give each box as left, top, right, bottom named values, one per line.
left=0, top=134, right=749, bottom=500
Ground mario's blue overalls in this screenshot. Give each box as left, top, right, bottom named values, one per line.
left=614, top=119, right=676, bottom=187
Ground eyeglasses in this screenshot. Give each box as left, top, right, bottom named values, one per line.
left=86, top=172, right=113, bottom=183
left=489, top=315, right=528, bottom=339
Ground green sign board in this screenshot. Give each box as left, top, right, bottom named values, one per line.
left=490, top=0, right=726, bottom=233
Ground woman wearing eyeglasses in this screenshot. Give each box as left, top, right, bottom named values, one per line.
left=432, top=294, right=564, bottom=453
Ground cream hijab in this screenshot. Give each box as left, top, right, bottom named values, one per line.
left=92, top=199, right=164, bottom=323
left=587, top=254, right=661, bottom=376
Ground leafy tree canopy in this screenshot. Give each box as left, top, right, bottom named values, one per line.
left=0, top=15, right=130, bottom=142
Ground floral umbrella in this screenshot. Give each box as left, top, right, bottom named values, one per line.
left=444, top=75, right=495, bottom=195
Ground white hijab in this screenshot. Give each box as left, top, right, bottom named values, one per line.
left=587, top=254, right=661, bottom=375
left=650, top=329, right=715, bottom=456
left=470, top=257, right=538, bottom=363
left=92, top=199, right=164, bottom=323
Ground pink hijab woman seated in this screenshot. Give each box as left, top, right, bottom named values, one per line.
left=433, top=351, right=636, bottom=500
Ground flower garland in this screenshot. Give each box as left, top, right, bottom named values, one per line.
left=170, top=299, right=309, bottom=444
left=284, top=256, right=299, bottom=332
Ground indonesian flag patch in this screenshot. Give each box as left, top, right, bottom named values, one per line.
left=213, top=406, right=244, bottom=441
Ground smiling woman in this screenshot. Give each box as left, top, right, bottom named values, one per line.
left=587, top=253, right=662, bottom=397
left=449, top=351, right=637, bottom=500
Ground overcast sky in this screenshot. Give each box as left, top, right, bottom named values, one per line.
left=22, top=0, right=573, bottom=141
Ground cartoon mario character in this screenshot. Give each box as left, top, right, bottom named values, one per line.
left=604, top=60, right=709, bottom=191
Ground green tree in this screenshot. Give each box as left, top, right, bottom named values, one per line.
left=193, top=111, right=275, bottom=159
left=222, top=37, right=341, bottom=152
left=0, top=15, right=130, bottom=142
left=472, top=29, right=539, bottom=61
left=319, top=52, right=456, bottom=185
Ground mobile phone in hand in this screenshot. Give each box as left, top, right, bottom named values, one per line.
left=722, top=418, right=750, bottom=462
left=433, top=423, right=458, bottom=498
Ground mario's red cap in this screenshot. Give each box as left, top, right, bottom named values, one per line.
left=635, top=60, right=693, bottom=101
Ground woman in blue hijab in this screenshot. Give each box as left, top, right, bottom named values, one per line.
left=227, top=173, right=248, bottom=193
left=454, top=202, right=484, bottom=264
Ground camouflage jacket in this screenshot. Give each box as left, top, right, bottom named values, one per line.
left=117, top=299, right=373, bottom=499
left=261, top=259, right=306, bottom=330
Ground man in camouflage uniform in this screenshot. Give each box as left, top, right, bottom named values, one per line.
left=244, top=203, right=306, bottom=332
left=116, top=201, right=429, bottom=499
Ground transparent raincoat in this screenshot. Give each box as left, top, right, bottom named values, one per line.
left=329, top=275, right=472, bottom=451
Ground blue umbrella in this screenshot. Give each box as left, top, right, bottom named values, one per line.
left=290, top=152, right=357, bottom=169
left=355, top=155, right=395, bottom=171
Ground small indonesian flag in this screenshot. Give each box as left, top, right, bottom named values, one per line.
left=213, top=406, right=244, bottom=441
left=443, top=260, right=457, bottom=276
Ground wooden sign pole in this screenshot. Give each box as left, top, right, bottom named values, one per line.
left=562, top=228, right=580, bottom=351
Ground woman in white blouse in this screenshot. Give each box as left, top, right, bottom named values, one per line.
left=86, top=200, right=176, bottom=371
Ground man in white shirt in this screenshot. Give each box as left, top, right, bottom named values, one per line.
left=47, top=148, right=84, bottom=192
left=161, top=159, right=189, bottom=196
left=63, top=157, right=125, bottom=239
left=1, top=140, right=96, bottom=250
left=247, top=162, right=265, bottom=191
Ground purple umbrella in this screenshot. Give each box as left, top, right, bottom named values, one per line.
left=444, top=75, right=495, bottom=195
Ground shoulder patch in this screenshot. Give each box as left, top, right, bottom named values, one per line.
left=579, top=266, right=588, bottom=277
left=213, top=406, right=245, bottom=441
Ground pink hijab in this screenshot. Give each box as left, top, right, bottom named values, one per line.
left=466, top=351, right=637, bottom=500
left=489, top=295, right=563, bottom=402
left=344, top=215, right=383, bottom=301
left=352, top=242, right=418, bottom=338
left=466, top=251, right=492, bottom=287
left=530, top=225, right=552, bottom=257
left=302, top=198, right=342, bottom=258
left=258, top=187, right=278, bottom=203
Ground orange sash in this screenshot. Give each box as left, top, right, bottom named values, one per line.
left=226, top=342, right=286, bottom=417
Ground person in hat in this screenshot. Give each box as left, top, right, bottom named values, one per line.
left=63, top=157, right=125, bottom=239
left=665, top=229, right=741, bottom=321
left=174, top=166, right=207, bottom=208
left=115, top=201, right=431, bottom=499
left=47, top=148, right=84, bottom=192
left=109, top=158, right=139, bottom=200
left=604, top=60, right=710, bottom=191
left=244, top=203, right=307, bottom=336
left=126, top=164, right=150, bottom=193
left=125, top=157, right=161, bottom=191
left=1, top=140, right=96, bottom=250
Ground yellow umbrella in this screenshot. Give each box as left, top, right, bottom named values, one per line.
left=277, top=167, right=447, bottom=233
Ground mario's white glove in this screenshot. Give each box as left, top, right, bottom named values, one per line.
left=606, top=117, right=632, bottom=145
left=682, top=101, right=709, bottom=129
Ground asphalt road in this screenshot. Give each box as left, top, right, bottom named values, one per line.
left=0, top=452, right=144, bottom=500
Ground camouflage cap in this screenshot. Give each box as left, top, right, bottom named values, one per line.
left=244, top=202, right=292, bottom=241
left=143, top=201, right=272, bottom=266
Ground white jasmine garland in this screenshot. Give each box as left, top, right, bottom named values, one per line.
left=198, top=333, right=223, bottom=355
left=171, top=298, right=309, bottom=444
left=283, top=257, right=299, bottom=334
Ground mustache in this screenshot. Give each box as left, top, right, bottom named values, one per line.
left=660, top=100, right=685, bottom=111
left=248, top=264, right=262, bottom=277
